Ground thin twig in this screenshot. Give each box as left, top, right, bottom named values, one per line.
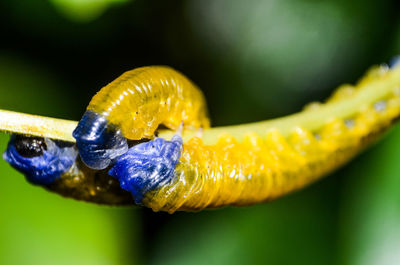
left=0, top=110, right=77, bottom=142
left=1, top=66, right=399, bottom=145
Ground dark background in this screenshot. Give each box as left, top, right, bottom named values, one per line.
left=0, top=0, right=400, bottom=264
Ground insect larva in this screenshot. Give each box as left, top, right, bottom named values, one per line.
left=73, top=66, right=209, bottom=170
left=133, top=65, right=400, bottom=213
left=4, top=60, right=400, bottom=213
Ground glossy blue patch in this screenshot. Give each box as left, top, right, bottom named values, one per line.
left=108, top=135, right=183, bottom=204
left=389, top=55, right=400, bottom=69
left=73, top=110, right=128, bottom=170
left=3, top=136, right=77, bottom=185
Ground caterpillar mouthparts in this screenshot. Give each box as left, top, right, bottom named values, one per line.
left=3, top=135, right=77, bottom=185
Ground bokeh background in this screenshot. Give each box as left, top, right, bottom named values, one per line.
left=0, top=0, right=400, bottom=264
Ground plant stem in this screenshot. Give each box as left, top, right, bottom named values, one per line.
left=0, top=110, right=77, bottom=142
left=160, top=66, right=400, bottom=144
left=1, top=66, right=399, bottom=145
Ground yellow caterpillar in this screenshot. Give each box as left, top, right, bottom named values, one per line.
left=144, top=65, right=400, bottom=212
left=4, top=62, right=400, bottom=213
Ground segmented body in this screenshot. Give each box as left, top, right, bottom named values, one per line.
left=127, top=65, right=400, bottom=212
left=5, top=63, right=400, bottom=213
left=88, top=66, right=210, bottom=138
left=151, top=93, right=400, bottom=212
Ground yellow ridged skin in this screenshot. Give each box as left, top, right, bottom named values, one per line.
left=143, top=65, right=400, bottom=213
left=87, top=66, right=210, bottom=139
left=6, top=63, right=400, bottom=211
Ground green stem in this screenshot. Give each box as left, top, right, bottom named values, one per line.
left=1, top=66, right=399, bottom=145
left=160, top=66, right=400, bottom=144
left=0, top=109, right=77, bottom=142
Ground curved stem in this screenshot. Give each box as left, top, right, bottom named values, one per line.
left=160, top=66, right=400, bottom=144
left=1, top=66, right=399, bottom=144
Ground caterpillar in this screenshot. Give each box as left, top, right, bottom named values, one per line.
left=3, top=60, right=400, bottom=213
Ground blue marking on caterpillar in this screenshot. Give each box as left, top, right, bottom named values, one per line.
left=3, top=135, right=77, bottom=185
left=389, top=55, right=400, bottom=69
left=73, top=110, right=128, bottom=170
left=108, top=135, right=183, bottom=204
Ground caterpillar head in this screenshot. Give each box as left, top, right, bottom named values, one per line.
left=73, top=110, right=128, bottom=170
left=3, top=135, right=77, bottom=185
left=108, top=135, right=183, bottom=204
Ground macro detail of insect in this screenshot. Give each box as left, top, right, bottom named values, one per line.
left=2, top=60, right=400, bottom=213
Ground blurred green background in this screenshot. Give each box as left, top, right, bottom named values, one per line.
left=0, top=0, right=400, bottom=264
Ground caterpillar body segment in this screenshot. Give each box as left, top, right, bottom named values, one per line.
left=88, top=66, right=209, bottom=137
left=142, top=64, right=400, bottom=212
left=148, top=104, right=400, bottom=213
